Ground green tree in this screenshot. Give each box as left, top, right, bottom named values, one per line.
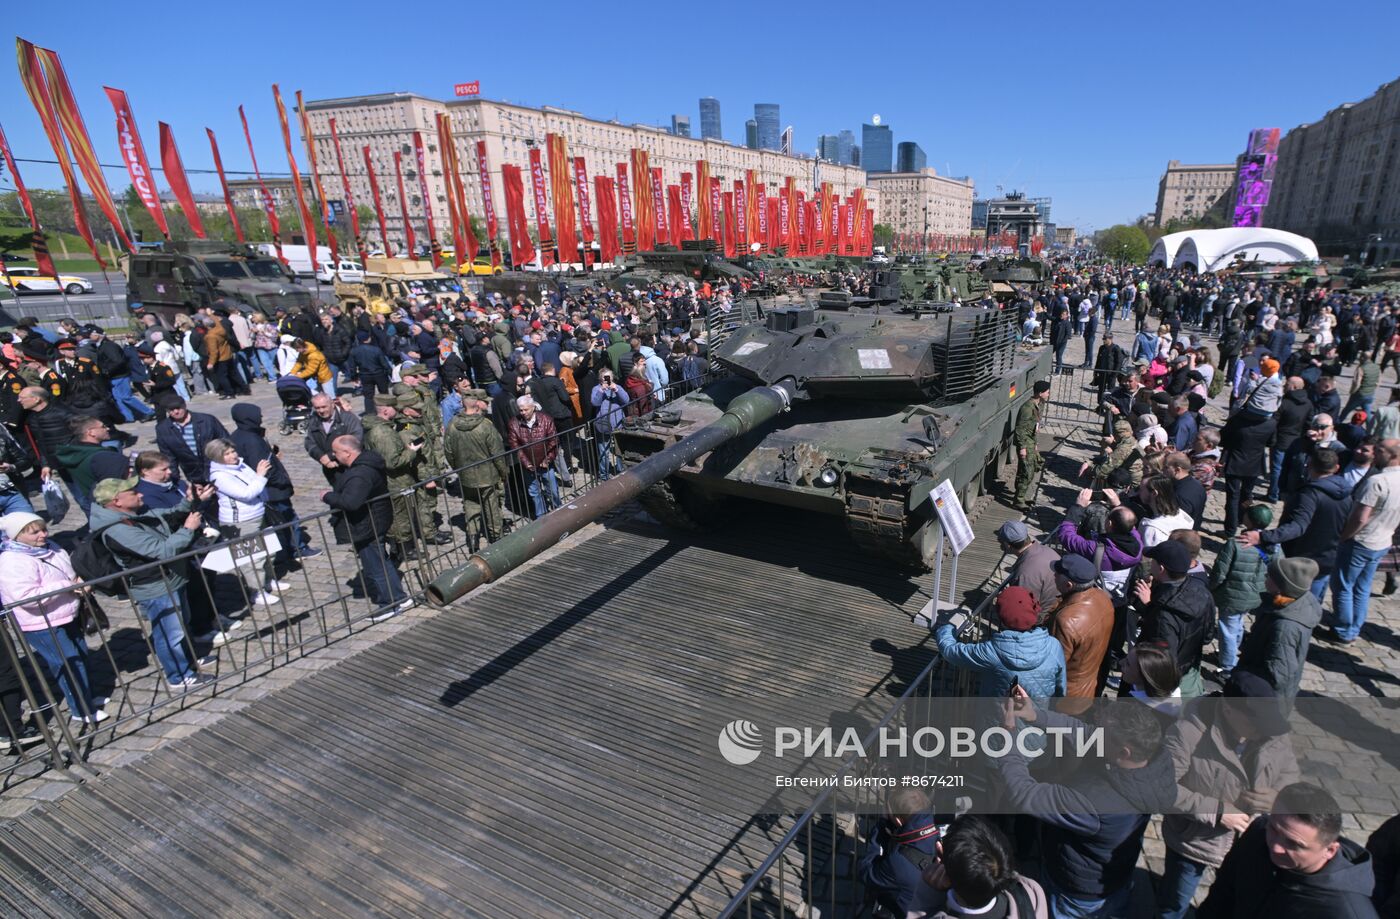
left=873, top=223, right=894, bottom=249
left=1095, top=224, right=1151, bottom=264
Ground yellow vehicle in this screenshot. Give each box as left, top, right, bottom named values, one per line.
left=456, top=256, right=503, bottom=277
left=335, top=257, right=459, bottom=313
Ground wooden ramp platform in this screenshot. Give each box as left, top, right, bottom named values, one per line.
left=0, top=510, right=955, bottom=919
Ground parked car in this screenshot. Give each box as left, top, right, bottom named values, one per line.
left=2, top=267, right=94, bottom=294
left=457, top=256, right=503, bottom=277
left=315, top=260, right=365, bottom=283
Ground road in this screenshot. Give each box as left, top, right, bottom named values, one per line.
left=1, top=271, right=340, bottom=324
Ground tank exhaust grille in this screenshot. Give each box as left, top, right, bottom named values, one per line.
left=928, top=309, right=1021, bottom=406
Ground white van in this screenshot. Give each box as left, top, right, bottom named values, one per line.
left=315, top=260, right=365, bottom=283
left=255, top=243, right=333, bottom=278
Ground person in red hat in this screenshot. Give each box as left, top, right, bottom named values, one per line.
left=933, top=585, right=1066, bottom=698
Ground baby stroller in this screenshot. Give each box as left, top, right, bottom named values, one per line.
left=275, top=375, right=314, bottom=435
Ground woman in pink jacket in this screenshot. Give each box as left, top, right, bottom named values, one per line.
left=0, top=512, right=106, bottom=724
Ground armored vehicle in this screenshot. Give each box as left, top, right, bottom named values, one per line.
left=980, top=257, right=1047, bottom=299
left=427, top=303, right=1049, bottom=604
left=602, top=244, right=755, bottom=293
left=897, top=260, right=989, bottom=304
left=334, top=257, right=458, bottom=313
left=122, top=240, right=315, bottom=326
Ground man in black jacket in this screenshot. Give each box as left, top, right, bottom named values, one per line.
left=314, top=313, right=355, bottom=392
left=322, top=435, right=408, bottom=620
left=1241, top=448, right=1352, bottom=601
left=154, top=396, right=229, bottom=483
left=303, top=393, right=364, bottom=486
left=343, top=331, right=393, bottom=414
left=1198, top=782, right=1379, bottom=918
left=1133, top=540, right=1216, bottom=696
left=1268, top=377, right=1316, bottom=501
left=87, top=326, right=154, bottom=423
left=530, top=363, right=577, bottom=486
left=1221, top=405, right=1277, bottom=534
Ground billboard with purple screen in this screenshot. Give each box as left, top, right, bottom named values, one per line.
left=1233, top=128, right=1280, bottom=227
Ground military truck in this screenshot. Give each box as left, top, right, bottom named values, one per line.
left=122, top=240, right=316, bottom=326
left=334, top=256, right=459, bottom=313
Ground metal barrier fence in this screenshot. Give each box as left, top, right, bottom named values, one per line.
left=0, top=371, right=709, bottom=789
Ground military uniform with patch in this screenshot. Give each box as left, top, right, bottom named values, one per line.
left=392, top=406, right=442, bottom=546
left=361, top=395, right=420, bottom=548
left=1012, top=390, right=1044, bottom=508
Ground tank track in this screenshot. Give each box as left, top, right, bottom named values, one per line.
left=845, top=490, right=997, bottom=571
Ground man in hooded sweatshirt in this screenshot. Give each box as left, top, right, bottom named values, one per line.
left=229, top=403, right=320, bottom=563
left=1198, top=782, right=1380, bottom=918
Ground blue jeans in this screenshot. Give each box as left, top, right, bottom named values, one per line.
left=1341, top=392, right=1373, bottom=421
left=110, top=375, right=154, bottom=422
left=138, top=590, right=194, bottom=683
left=310, top=376, right=336, bottom=398
left=1155, top=846, right=1208, bottom=919
left=265, top=498, right=310, bottom=556
left=1054, top=343, right=1068, bottom=373
left=23, top=619, right=95, bottom=718
left=0, top=489, right=35, bottom=515
left=254, top=348, right=278, bottom=382
left=1267, top=448, right=1287, bottom=499
left=357, top=541, right=405, bottom=607
left=1309, top=572, right=1331, bottom=602
left=523, top=467, right=560, bottom=518
left=1042, top=873, right=1131, bottom=918
left=597, top=435, right=620, bottom=481
left=1332, top=540, right=1386, bottom=641
left=1218, top=609, right=1247, bottom=671
left=326, top=362, right=341, bottom=391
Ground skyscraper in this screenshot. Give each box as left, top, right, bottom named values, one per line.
left=745, top=119, right=759, bottom=149
left=754, top=103, right=780, bottom=151
left=818, top=134, right=841, bottom=161
left=670, top=114, right=691, bottom=137
left=837, top=130, right=855, bottom=165
left=699, top=97, right=721, bottom=140
left=779, top=126, right=793, bottom=157
left=851, top=146, right=861, bottom=167
left=896, top=141, right=926, bottom=173
left=862, top=123, right=893, bottom=173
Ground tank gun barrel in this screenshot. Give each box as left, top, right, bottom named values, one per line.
left=425, top=380, right=797, bottom=607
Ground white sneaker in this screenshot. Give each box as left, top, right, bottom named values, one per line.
left=218, top=616, right=245, bottom=632
left=70, top=709, right=109, bottom=725
left=210, top=631, right=231, bottom=647
left=251, top=591, right=282, bottom=606
left=264, top=579, right=293, bottom=593
left=369, top=600, right=413, bottom=623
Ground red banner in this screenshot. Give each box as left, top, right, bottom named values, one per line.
left=30, top=43, right=131, bottom=250
left=546, top=134, right=577, bottom=265
left=329, top=118, right=364, bottom=263
left=434, top=114, right=466, bottom=269
left=734, top=180, right=747, bottom=251
left=797, top=193, right=807, bottom=255
left=362, top=147, right=392, bottom=257
left=756, top=183, right=769, bottom=252
left=813, top=187, right=825, bottom=254
left=630, top=150, right=652, bottom=251
left=594, top=176, right=619, bottom=263
left=16, top=39, right=105, bottom=268
left=238, top=105, right=284, bottom=262
left=528, top=147, right=554, bottom=266
left=296, top=90, right=338, bottom=266
left=273, top=85, right=319, bottom=272
left=786, top=178, right=799, bottom=254
left=500, top=164, right=535, bottom=268
left=447, top=123, right=480, bottom=263
left=666, top=185, right=683, bottom=248
left=616, top=163, right=636, bottom=253
left=475, top=140, right=499, bottom=266
left=158, top=123, right=206, bottom=239
left=745, top=170, right=759, bottom=251
left=392, top=151, right=416, bottom=258
left=206, top=129, right=244, bottom=243
left=696, top=160, right=712, bottom=242
left=414, top=132, right=441, bottom=267
left=650, top=168, right=667, bottom=247
left=103, top=87, right=168, bottom=238
left=722, top=191, right=736, bottom=258
left=778, top=177, right=791, bottom=251
left=851, top=189, right=867, bottom=257
left=679, top=172, right=694, bottom=241
left=0, top=122, right=58, bottom=278
left=709, top=178, right=722, bottom=252
left=767, top=198, right=780, bottom=251
left=573, top=157, right=593, bottom=268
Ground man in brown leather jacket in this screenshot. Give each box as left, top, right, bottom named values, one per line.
left=1046, top=554, right=1114, bottom=714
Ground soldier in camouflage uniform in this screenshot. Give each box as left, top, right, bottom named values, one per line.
left=360, top=393, right=422, bottom=558
left=444, top=395, right=508, bottom=545
left=1012, top=380, right=1052, bottom=510
left=393, top=363, right=442, bottom=456
left=392, top=389, right=449, bottom=547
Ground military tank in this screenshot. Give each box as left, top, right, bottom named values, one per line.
left=980, top=257, right=1047, bottom=300
left=427, top=303, right=1050, bottom=605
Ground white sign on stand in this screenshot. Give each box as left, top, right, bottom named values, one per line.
left=917, top=480, right=976, bottom=628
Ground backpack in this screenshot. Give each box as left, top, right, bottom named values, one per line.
left=70, top=521, right=132, bottom=598
left=1208, top=370, right=1226, bottom=399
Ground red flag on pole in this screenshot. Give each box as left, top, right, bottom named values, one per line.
left=709, top=177, right=722, bottom=252
left=413, top=132, right=441, bottom=267
left=206, top=129, right=244, bottom=243
left=103, top=87, right=168, bottom=238
left=666, top=185, right=683, bottom=248
left=434, top=114, right=466, bottom=270
left=392, top=151, right=416, bottom=258
left=29, top=43, right=131, bottom=250
left=546, top=135, right=577, bottom=265
left=594, top=176, right=619, bottom=264
left=500, top=164, right=535, bottom=268
left=755, top=181, right=768, bottom=253
left=16, top=39, right=105, bottom=268
left=528, top=147, right=554, bottom=266
left=722, top=191, right=736, bottom=258
left=273, top=84, right=319, bottom=273
left=238, top=105, right=284, bottom=263
left=630, top=150, right=652, bottom=251
left=158, top=123, right=206, bottom=238
left=696, top=160, right=712, bottom=242
left=362, top=146, right=392, bottom=257
left=475, top=140, right=499, bottom=267
left=650, top=168, right=667, bottom=247
left=328, top=118, right=365, bottom=263
left=679, top=172, right=694, bottom=241
left=573, top=157, right=594, bottom=269
left=296, top=90, right=338, bottom=266
left=734, top=180, right=747, bottom=251
left=0, top=122, right=59, bottom=279
left=616, top=163, right=636, bottom=254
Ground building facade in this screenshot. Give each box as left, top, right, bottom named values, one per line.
left=862, top=123, right=893, bottom=173
left=754, top=104, right=780, bottom=151
left=670, top=115, right=691, bottom=138
left=1054, top=226, right=1076, bottom=247
left=895, top=142, right=926, bottom=174
left=818, top=134, right=840, bottom=161
left=299, top=93, right=872, bottom=256
left=971, top=199, right=988, bottom=230
left=227, top=176, right=313, bottom=212
left=1265, top=77, right=1400, bottom=262
left=837, top=130, right=856, bottom=166
left=868, top=169, right=974, bottom=238
left=698, top=98, right=721, bottom=140
left=986, top=193, right=1043, bottom=239
left=1153, top=160, right=1236, bottom=226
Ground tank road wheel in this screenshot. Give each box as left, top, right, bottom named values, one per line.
left=638, top=477, right=729, bottom=531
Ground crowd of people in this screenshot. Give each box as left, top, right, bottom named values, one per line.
left=902, top=260, right=1400, bottom=917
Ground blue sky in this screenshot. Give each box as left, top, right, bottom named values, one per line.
left=5, top=0, right=1399, bottom=233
